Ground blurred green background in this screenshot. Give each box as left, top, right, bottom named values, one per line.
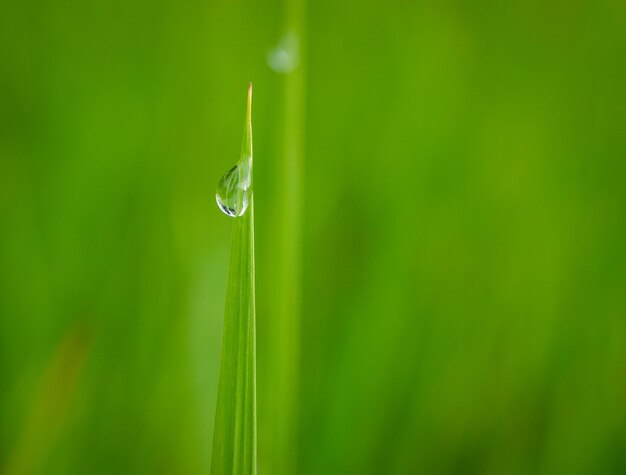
left=1, top=0, right=625, bottom=473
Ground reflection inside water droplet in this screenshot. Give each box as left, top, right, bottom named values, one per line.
left=216, top=160, right=250, bottom=217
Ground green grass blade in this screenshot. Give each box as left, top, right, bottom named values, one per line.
left=262, top=2, right=306, bottom=472
left=211, top=84, right=257, bottom=475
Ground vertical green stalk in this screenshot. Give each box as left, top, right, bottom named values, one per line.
left=264, top=0, right=307, bottom=472
left=5, top=325, right=91, bottom=475
left=211, top=85, right=257, bottom=475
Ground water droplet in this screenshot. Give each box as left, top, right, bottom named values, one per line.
left=216, top=85, right=253, bottom=218
left=216, top=162, right=250, bottom=217
left=267, top=32, right=299, bottom=73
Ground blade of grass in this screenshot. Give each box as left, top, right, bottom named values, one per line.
left=263, top=1, right=307, bottom=472
left=6, top=325, right=92, bottom=475
left=211, top=84, right=257, bottom=475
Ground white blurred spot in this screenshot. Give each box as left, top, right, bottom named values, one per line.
left=267, top=32, right=300, bottom=73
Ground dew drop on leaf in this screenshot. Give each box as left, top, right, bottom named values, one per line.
left=216, top=159, right=251, bottom=218
left=216, top=84, right=253, bottom=218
